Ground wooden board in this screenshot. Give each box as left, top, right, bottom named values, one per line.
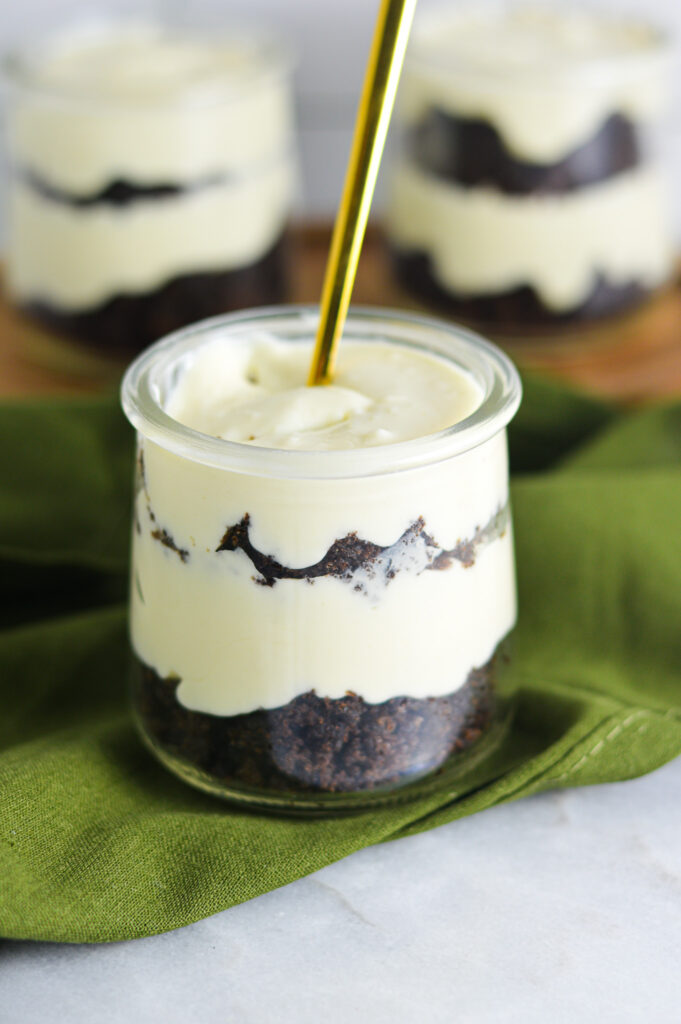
left=1, top=225, right=680, bottom=403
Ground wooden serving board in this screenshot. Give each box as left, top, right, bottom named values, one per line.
left=1, top=224, right=680, bottom=403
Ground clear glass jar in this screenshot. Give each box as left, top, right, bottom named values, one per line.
left=121, top=306, right=522, bottom=812
left=3, top=22, right=296, bottom=351
left=386, top=4, right=674, bottom=331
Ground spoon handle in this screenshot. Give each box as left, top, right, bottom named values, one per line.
left=307, top=0, right=417, bottom=387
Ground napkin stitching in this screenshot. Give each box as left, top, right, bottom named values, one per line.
left=389, top=710, right=620, bottom=837
left=553, top=709, right=660, bottom=783
left=383, top=702, right=681, bottom=840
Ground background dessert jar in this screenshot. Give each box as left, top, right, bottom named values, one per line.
left=4, top=22, right=296, bottom=351
left=386, top=4, right=674, bottom=330
left=121, top=306, right=522, bottom=811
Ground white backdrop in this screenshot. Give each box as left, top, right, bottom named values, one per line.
left=2, top=0, right=680, bottom=228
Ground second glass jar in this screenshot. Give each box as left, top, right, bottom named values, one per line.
left=386, top=4, right=673, bottom=331
left=4, top=22, right=297, bottom=350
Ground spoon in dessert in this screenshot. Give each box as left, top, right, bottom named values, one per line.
left=306, top=0, right=417, bottom=387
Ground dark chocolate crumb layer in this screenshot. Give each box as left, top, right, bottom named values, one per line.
left=217, top=505, right=509, bottom=592
left=217, top=512, right=389, bottom=585
left=409, top=111, right=640, bottom=194
left=133, top=654, right=497, bottom=793
left=390, top=247, right=649, bottom=328
left=19, top=169, right=226, bottom=208
left=21, top=233, right=289, bottom=351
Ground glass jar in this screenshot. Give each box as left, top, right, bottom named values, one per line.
left=386, top=4, right=673, bottom=331
left=121, top=306, right=522, bottom=812
left=3, top=22, right=296, bottom=351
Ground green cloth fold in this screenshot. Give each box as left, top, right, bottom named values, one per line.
left=1, top=377, right=680, bottom=943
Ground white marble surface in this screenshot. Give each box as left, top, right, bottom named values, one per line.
left=2, top=758, right=681, bottom=1024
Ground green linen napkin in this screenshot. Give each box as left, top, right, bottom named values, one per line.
left=1, top=376, right=680, bottom=943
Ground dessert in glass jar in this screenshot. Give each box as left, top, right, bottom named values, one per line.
left=4, top=22, right=296, bottom=350
left=121, top=306, right=521, bottom=812
left=386, top=4, right=673, bottom=330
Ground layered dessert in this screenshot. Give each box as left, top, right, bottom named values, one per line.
left=5, top=24, right=296, bottom=349
left=122, top=308, right=521, bottom=809
left=387, top=6, right=673, bottom=328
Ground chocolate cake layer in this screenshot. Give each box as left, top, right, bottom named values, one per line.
left=409, top=111, right=640, bottom=194
left=23, top=233, right=289, bottom=351
left=19, top=169, right=225, bottom=208
left=391, top=248, right=649, bottom=328
left=134, top=655, right=497, bottom=793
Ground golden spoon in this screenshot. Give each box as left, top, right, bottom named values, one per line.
left=307, top=0, right=417, bottom=387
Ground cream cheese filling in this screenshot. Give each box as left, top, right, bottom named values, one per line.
left=9, top=24, right=294, bottom=190
left=400, top=5, right=667, bottom=163
left=387, top=160, right=672, bottom=311
left=132, top=432, right=515, bottom=715
left=132, top=505, right=516, bottom=716
left=7, top=158, right=295, bottom=310
left=130, top=337, right=516, bottom=716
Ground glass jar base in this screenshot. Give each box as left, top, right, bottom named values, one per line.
left=134, top=701, right=514, bottom=816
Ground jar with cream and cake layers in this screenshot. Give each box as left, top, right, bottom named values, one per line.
left=4, top=23, right=296, bottom=350
left=121, top=306, right=521, bottom=812
left=386, top=5, right=673, bottom=329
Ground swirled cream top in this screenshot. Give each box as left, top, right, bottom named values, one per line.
left=166, top=335, right=484, bottom=450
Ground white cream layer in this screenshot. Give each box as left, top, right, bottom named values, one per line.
left=166, top=336, right=483, bottom=449
left=401, top=6, right=667, bottom=163
left=7, top=158, right=294, bottom=310
left=131, top=429, right=515, bottom=716
left=9, top=24, right=294, bottom=191
left=387, top=160, right=672, bottom=311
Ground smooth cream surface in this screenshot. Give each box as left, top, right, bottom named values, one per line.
left=388, top=161, right=672, bottom=310
left=8, top=160, right=294, bottom=309
left=166, top=337, right=484, bottom=450
left=9, top=24, right=293, bottom=190
left=401, top=5, right=667, bottom=161
left=21, top=24, right=264, bottom=102
left=414, top=6, right=662, bottom=77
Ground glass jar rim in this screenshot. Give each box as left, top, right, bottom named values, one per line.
left=2, top=18, right=293, bottom=111
left=121, top=305, right=522, bottom=481
left=406, top=3, right=670, bottom=91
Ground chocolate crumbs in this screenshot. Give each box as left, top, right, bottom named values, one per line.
left=216, top=505, right=509, bottom=591
left=134, top=653, right=498, bottom=794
